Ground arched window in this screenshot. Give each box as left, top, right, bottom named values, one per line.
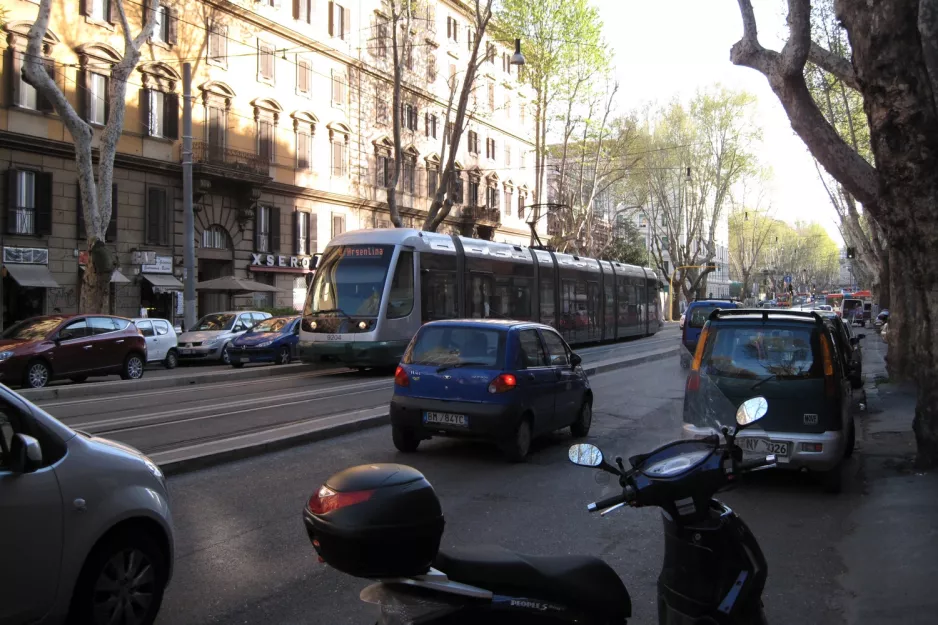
left=201, top=225, right=231, bottom=249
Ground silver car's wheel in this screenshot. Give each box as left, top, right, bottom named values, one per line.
left=26, top=361, right=50, bottom=388
left=92, top=548, right=157, bottom=625
left=221, top=345, right=231, bottom=366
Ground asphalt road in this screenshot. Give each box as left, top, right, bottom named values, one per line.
left=154, top=344, right=861, bottom=625
left=33, top=326, right=680, bottom=458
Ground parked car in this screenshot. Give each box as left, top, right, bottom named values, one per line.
left=841, top=297, right=865, bottom=326
left=176, top=311, right=271, bottom=365
left=0, top=383, right=174, bottom=625
left=390, top=320, right=592, bottom=462
left=226, top=315, right=300, bottom=368
left=682, top=308, right=856, bottom=492
left=0, top=315, right=147, bottom=389
left=680, top=299, right=740, bottom=368
left=133, top=318, right=179, bottom=369
left=817, top=310, right=865, bottom=389
left=874, top=308, right=889, bottom=332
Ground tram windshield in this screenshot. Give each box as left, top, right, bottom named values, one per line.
left=306, top=245, right=394, bottom=316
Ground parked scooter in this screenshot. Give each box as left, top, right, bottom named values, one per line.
left=874, top=309, right=889, bottom=333
left=303, top=397, right=776, bottom=625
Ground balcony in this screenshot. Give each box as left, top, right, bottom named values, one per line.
left=461, top=205, right=501, bottom=226
left=190, top=141, right=272, bottom=185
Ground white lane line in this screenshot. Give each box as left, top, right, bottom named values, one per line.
left=74, top=378, right=393, bottom=432
left=39, top=366, right=353, bottom=408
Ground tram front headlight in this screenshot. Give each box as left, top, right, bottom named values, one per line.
left=310, top=320, right=318, bottom=330
left=358, top=321, right=368, bottom=330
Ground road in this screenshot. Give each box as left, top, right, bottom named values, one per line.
left=154, top=341, right=860, bottom=625
left=33, top=326, right=680, bottom=459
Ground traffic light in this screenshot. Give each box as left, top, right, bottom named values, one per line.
left=846, top=247, right=856, bottom=259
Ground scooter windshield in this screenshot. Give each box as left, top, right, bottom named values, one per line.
left=638, top=440, right=717, bottom=478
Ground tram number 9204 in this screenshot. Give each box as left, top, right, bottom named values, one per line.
left=326, top=334, right=342, bottom=341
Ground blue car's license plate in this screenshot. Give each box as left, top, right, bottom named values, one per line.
left=423, top=412, right=468, bottom=427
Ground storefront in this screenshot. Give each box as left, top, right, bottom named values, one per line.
left=248, top=252, right=315, bottom=312
left=140, top=255, right=184, bottom=324
left=1, top=246, right=59, bottom=330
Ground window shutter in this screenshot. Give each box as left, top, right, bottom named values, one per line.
left=168, top=8, right=179, bottom=44
left=82, top=0, right=94, bottom=16
left=293, top=211, right=302, bottom=254
left=79, top=70, right=92, bottom=122
left=108, top=0, right=119, bottom=24
left=33, top=172, right=53, bottom=237
left=146, top=187, right=161, bottom=245
left=139, top=88, right=151, bottom=135
left=342, top=7, right=351, bottom=40
left=270, top=206, right=281, bottom=253
left=164, top=93, right=179, bottom=139
left=328, top=1, right=335, bottom=36
left=38, top=59, right=56, bottom=113
left=106, top=183, right=118, bottom=242
left=5, top=169, right=17, bottom=235
left=308, top=211, right=317, bottom=253
left=8, top=49, right=21, bottom=108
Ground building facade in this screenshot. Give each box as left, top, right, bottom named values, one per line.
left=0, top=0, right=537, bottom=328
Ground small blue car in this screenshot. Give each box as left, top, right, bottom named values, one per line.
left=227, top=315, right=301, bottom=367
left=389, top=320, right=592, bottom=462
left=681, top=300, right=739, bottom=368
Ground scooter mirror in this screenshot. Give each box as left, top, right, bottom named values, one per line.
left=736, top=396, right=769, bottom=427
left=568, top=444, right=604, bottom=467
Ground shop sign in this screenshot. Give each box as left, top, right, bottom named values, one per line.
left=142, top=255, right=173, bottom=274
left=3, top=247, right=49, bottom=264
left=251, top=253, right=316, bottom=270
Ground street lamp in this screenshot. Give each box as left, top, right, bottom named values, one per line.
left=510, top=39, right=526, bottom=66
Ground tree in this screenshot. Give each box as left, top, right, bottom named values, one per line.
left=606, top=219, right=649, bottom=266
left=638, top=87, right=760, bottom=311
left=804, top=0, right=888, bottom=304
left=24, top=0, right=157, bottom=313
left=730, top=0, right=938, bottom=467
left=728, top=203, right=777, bottom=301
left=495, top=0, right=606, bottom=217
left=422, top=0, right=496, bottom=232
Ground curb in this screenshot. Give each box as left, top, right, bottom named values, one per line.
left=21, top=362, right=332, bottom=402
left=158, top=344, right=680, bottom=475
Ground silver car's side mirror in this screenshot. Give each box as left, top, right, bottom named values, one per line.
left=568, top=443, right=604, bottom=467
left=10, top=433, right=42, bottom=474
left=736, top=397, right=769, bottom=427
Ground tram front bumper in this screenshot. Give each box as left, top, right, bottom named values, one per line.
left=298, top=340, right=409, bottom=368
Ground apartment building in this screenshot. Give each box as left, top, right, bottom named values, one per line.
left=0, top=0, right=537, bottom=326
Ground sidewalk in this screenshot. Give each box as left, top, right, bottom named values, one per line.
left=838, top=335, right=938, bottom=625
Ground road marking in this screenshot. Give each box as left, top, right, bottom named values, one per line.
left=74, top=378, right=393, bottom=433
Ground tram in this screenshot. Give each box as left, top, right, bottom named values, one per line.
left=299, top=229, right=663, bottom=369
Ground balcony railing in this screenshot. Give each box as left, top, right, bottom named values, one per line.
left=192, top=141, right=269, bottom=176
left=462, top=205, right=501, bottom=225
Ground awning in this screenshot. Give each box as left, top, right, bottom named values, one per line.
left=4, top=263, right=60, bottom=288
left=195, top=276, right=282, bottom=293
left=111, top=269, right=131, bottom=284
left=142, top=273, right=184, bottom=290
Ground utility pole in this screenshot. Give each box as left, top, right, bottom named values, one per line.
left=182, top=63, right=196, bottom=330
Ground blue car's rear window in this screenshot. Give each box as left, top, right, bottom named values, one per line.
left=403, top=326, right=506, bottom=368
left=689, top=306, right=721, bottom=328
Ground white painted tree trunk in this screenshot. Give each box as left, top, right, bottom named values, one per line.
left=23, top=0, right=157, bottom=312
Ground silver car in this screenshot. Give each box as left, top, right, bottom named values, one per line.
left=0, top=384, right=173, bottom=625
left=176, top=311, right=271, bottom=365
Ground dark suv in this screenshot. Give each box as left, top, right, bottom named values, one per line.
left=0, top=315, right=147, bottom=388
left=682, top=309, right=855, bottom=491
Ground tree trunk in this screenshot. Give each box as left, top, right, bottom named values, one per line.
left=80, top=256, right=110, bottom=313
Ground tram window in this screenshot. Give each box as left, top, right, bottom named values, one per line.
left=539, top=275, right=555, bottom=325
left=588, top=281, right=600, bottom=332
left=387, top=251, right=415, bottom=318
left=494, top=277, right=512, bottom=318
left=604, top=282, right=615, bottom=323
left=511, top=277, right=533, bottom=320
left=422, top=270, right=457, bottom=321
left=469, top=273, right=495, bottom=318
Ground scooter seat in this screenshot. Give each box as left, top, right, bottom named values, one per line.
left=434, top=545, right=630, bottom=621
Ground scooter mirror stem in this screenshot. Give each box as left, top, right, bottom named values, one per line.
left=599, top=459, right=624, bottom=477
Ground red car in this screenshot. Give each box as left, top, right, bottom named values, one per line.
left=0, top=315, right=147, bottom=388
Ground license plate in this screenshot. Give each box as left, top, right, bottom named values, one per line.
left=240, top=357, right=250, bottom=364
left=179, top=349, right=193, bottom=355
left=423, top=412, right=468, bottom=427
left=741, top=437, right=790, bottom=458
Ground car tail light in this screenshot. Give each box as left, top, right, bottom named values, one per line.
left=691, top=325, right=709, bottom=371
left=488, top=373, right=517, bottom=393
left=394, top=365, right=410, bottom=387
left=306, top=485, right=375, bottom=515
left=820, top=334, right=836, bottom=397
left=801, top=443, right=823, bottom=452
left=686, top=371, right=700, bottom=392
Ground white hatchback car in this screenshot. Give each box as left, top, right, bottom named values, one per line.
left=133, top=318, right=179, bottom=369
left=0, top=384, right=174, bottom=625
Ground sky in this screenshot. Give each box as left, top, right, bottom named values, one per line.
left=592, top=0, right=843, bottom=243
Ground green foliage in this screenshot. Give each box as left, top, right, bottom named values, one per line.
left=605, top=220, right=648, bottom=266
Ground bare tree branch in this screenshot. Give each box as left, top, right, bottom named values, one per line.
left=809, top=41, right=860, bottom=90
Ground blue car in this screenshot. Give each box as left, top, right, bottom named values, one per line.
left=390, top=320, right=592, bottom=462
left=227, top=315, right=300, bottom=368
left=681, top=300, right=740, bottom=368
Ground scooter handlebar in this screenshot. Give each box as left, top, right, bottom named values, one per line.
left=587, top=486, right=636, bottom=512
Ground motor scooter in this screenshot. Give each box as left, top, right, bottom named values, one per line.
left=304, top=396, right=776, bottom=625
